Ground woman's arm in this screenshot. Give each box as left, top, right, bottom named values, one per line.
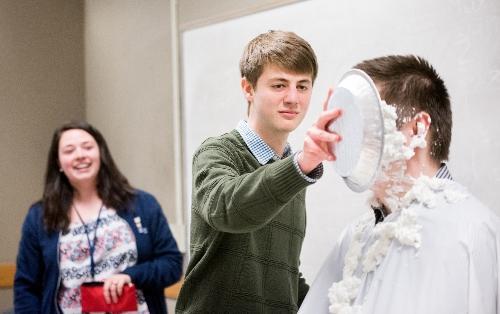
left=122, top=193, right=182, bottom=290
left=14, top=205, right=44, bottom=313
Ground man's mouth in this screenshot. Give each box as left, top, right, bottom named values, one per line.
left=278, top=110, right=299, bottom=118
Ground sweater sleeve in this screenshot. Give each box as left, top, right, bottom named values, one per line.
left=14, top=205, right=43, bottom=314
left=297, top=270, right=310, bottom=307
left=122, top=194, right=183, bottom=290
left=192, top=140, right=312, bottom=233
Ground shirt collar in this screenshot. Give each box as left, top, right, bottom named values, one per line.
left=434, top=163, right=453, bottom=180
left=236, top=120, right=291, bottom=165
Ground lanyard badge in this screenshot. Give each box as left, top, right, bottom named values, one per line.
left=134, top=216, right=148, bottom=234
left=73, top=204, right=104, bottom=281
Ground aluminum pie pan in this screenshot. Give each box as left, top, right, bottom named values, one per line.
left=327, top=69, right=385, bottom=192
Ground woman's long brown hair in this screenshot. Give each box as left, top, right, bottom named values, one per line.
left=42, top=121, right=135, bottom=233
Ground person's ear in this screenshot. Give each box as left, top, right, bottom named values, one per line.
left=241, top=77, right=254, bottom=103
left=412, top=112, right=431, bottom=137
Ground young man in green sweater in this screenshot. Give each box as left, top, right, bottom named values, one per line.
left=176, top=30, right=341, bottom=313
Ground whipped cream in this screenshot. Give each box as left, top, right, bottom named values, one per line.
left=327, top=101, right=467, bottom=313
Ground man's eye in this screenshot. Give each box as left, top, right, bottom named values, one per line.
left=297, top=85, right=309, bottom=91
left=272, top=84, right=286, bottom=89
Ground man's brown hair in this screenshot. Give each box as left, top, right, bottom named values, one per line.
left=354, top=55, right=452, bottom=162
left=239, top=30, right=318, bottom=88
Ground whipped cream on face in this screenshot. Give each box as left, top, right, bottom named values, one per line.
left=372, top=101, right=416, bottom=212
left=381, top=102, right=415, bottom=163
left=327, top=101, right=467, bottom=314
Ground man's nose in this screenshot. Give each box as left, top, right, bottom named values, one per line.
left=284, top=86, right=299, bottom=104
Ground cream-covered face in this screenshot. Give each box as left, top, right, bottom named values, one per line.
left=58, top=129, right=101, bottom=188
left=242, top=64, right=313, bottom=137
left=371, top=103, right=432, bottom=211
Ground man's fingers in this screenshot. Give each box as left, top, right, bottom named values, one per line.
left=322, top=88, right=334, bottom=111
left=305, top=127, right=341, bottom=162
left=316, top=108, right=342, bottom=130
left=307, top=127, right=342, bottom=143
left=327, top=142, right=337, bottom=161
left=304, top=136, right=336, bottom=161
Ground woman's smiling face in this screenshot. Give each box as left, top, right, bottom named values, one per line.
left=58, top=129, right=101, bottom=189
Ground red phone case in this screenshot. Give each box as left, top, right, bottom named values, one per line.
left=80, top=281, right=138, bottom=313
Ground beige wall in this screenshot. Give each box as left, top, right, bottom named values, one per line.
left=84, top=0, right=179, bottom=227
left=82, top=0, right=304, bottom=259
left=0, top=0, right=303, bottom=309
left=0, top=0, right=84, bottom=309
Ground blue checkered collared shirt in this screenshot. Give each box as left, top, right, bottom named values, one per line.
left=236, top=120, right=323, bottom=183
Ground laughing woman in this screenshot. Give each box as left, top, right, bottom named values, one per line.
left=14, top=121, right=182, bottom=313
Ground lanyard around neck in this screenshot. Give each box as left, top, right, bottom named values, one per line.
left=73, top=203, right=104, bottom=281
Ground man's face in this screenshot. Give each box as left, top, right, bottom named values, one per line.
left=370, top=101, right=415, bottom=206
left=243, top=64, right=313, bottom=137
left=371, top=104, right=431, bottom=209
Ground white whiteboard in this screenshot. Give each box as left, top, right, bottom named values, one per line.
left=181, top=0, right=500, bottom=282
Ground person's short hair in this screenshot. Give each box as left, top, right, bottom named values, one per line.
left=43, top=121, right=134, bottom=232
left=239, top=30, right=318, bottom=88
left=354, top=55, right=452, bottom=163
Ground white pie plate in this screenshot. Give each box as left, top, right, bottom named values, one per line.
left=327, top=69, right=385, bottom=192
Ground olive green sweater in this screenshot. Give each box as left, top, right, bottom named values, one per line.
left=176, top=130, right=316, bottom=314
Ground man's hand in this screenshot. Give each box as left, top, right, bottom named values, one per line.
left=298, top=89, right=342, bottom=174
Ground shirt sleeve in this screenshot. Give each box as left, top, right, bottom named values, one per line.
left=297, top=269, right=310, bottom=307
left=466, top=216, right=500, bottom=314
left=292, top=151, right=324, bottom=183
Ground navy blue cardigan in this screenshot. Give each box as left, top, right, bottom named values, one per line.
left=14, top=190, right=183, bottom=313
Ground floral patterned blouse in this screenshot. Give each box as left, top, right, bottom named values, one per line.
left=57, top=207, right=149, bottom=313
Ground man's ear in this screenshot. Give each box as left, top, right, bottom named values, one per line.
left=412, top=112, right=431, bottom=137
left=241, top=77, right=254, bottom=103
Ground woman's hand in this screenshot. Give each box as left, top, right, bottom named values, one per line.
left=103, top=274, right=132, bottom=304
